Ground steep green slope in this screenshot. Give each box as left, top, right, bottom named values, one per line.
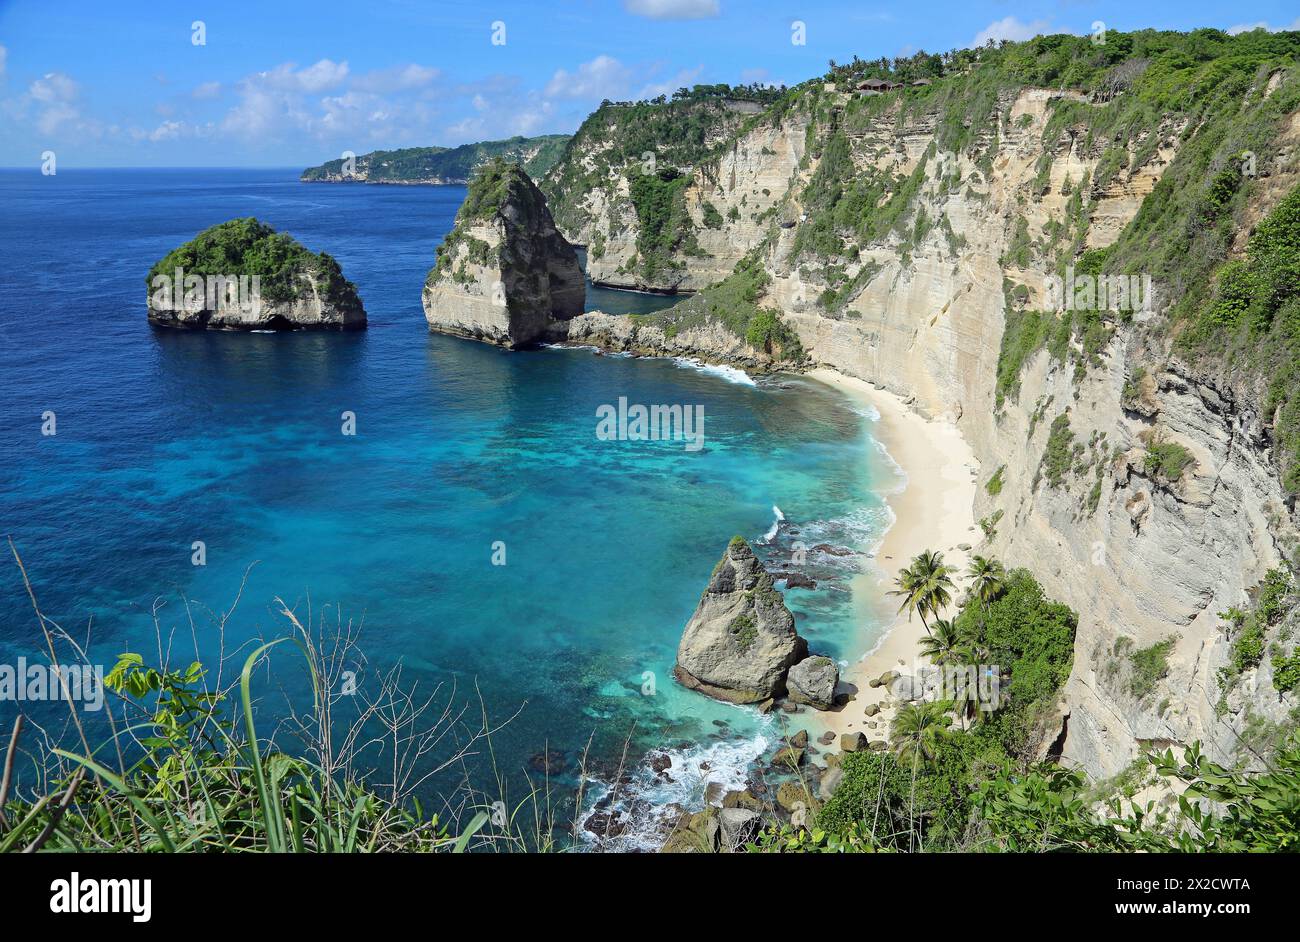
left=540, top=83, right=786, bottom=284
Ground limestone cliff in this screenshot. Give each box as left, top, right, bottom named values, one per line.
left=559, top=33, right=1300, bottom=780
left=541, top=90, right=792, bottom=292
left=146, top=217, right=365, bottom=331
left=423, top=160, right=584, bottom=348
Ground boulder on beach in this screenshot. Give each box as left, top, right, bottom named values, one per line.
left=718, top=807, right=763, bottom=851
left=722, top=789, right=765, bottom=812
left=786, top=655, right=839, bottom=710
left=776, top=781, right=816, bottom=813
left=674, top=537, right=808, bottom=704
left=841, top=732, right=868, bottom=752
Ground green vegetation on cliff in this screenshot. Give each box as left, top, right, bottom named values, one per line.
left=1195, top=184, right=1300, bottom=492
left=975, top=30, right=1300, bottom=497
left=638, top=252, right=803, bottom=362
left=301, top=134, right=569, bottom=183
left=428, top=159, right=548, bottom=285
left=146, top=217, right=359, bottom=306
left=766, top=559, right=1300, bottom=853
left=809, top=566, right=1077, bottom=850
left=541, top=83, right=786, bottom=284
left=626, top=167, right=701, bottom=281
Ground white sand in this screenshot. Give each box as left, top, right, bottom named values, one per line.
left=803, top=368, right=980, bottom=743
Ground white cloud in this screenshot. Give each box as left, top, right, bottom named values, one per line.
left=28, top=72, right=82, bottom=134
left=637, top=65, right=705, bottom=100
left=1227, top=19, right=1300, bottom=35
left=291, top=58, right=349, bottom=92
left=446, top=98, right=552, bottom=141
left=221, top=60, right=349, bottom=139
left=192, top=81, right=222, bottom=100
left=544, top=55, right=633, bottom=100
left=625, top=0, right=720, bottom=20
left=148, top=120, right=184, bottom=142
left=0, top=45, right=8, bottom=81
left=972, top=17, right=1052, bottom=47
left=352, top=63, right=440, bottom=94
left=29, top=71, right=76, bottom=104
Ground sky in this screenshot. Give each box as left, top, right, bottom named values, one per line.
left=0, top=0, right=1297, bottom=167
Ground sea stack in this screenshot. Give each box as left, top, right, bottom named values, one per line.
left=145, top=217, right=366, bottom=330
left=422, top=159, right=584, bottom=348
left=674, top=537, right=809, bottom=704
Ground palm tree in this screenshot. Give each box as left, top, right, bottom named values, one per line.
left=913, top=550, right=956, bottom=625
left=890, top=699, right=954, bottom=852
left=889, top=560, right=928, bottom=634
left=890, top=701, right=952, bottom=769
left=889, top=550, right=956, bottom=637
left=948, top=661, right=985, bottom=730
left=917, top=618, right=961, bottom=664
left=967, top=555, right=1006, bottom=610
left=964, top=555, right=1005, bottom=650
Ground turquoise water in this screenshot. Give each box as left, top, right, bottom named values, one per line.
left=0, top=169, right=895, bottom=846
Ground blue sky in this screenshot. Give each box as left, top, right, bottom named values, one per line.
left=1, top=0, right=1297, bottom=167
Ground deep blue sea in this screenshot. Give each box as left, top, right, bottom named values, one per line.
left=0, top=168, right=896, bottom=847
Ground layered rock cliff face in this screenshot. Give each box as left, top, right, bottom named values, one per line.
left=423, top=161, right=584, bottom=348
left=542, top=92, right=793, bottom=292
left=146, top=217, right=366, bottom=331
left=555, top=36, right=1300, bottom=780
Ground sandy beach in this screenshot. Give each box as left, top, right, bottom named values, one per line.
left=804, top=368, right=981, bottom=744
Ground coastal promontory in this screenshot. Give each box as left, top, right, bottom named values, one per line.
left=422, top=160, right=584, bottom=348
left=146, top=218, right=366, bottom=330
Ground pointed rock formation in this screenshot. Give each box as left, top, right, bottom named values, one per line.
left=674, top=537, right=808, bottom=704
left=422, top=159, right=583, bottom=348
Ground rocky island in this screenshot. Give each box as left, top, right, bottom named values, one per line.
left=423, top=160, right=584, bottom=348
left=674, top=536, right=838, bottom=708
left=146, top=217, right=366, bottom=330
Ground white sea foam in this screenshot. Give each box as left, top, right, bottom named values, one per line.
left=760, top=504, right=785, bottom=543
left=671, top=356, right=757, bottom=386
left=872, top=439, right=909, bottom=496
left=581, top=725, right=773, bottom=852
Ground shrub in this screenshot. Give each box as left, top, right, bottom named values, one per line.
left=701, top=200, right=724, bottom=229
left=985, top=465, right=1006, bottom=496
left=1144, top=441, right=1194, bottom=482
left=1128, top=636, right=1177, bottom=700
left=1041, top=414, right=1075, bottom=489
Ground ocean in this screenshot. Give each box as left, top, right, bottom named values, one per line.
left=0, top=167, right=898, bottom=848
